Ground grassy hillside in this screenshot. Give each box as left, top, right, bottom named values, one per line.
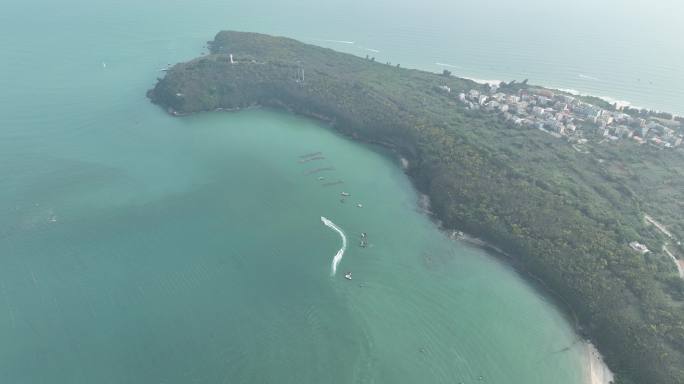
left=148, top=31, right=684, bottom=384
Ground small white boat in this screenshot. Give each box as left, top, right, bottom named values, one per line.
left=341, top=192, right=351, bottom=197
left=344, top=272, right=352, bottom=280
left=356, top=203, right=363, bottom=208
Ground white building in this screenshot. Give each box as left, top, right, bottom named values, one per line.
left=630, top=241, right=650, bottom=254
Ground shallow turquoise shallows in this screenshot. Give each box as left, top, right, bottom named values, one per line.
left=4, top=0, right=678, bottom=382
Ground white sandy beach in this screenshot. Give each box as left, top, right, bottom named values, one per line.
left=585, top=342, right=614, bottom=384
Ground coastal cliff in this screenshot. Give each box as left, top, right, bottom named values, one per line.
left=149, top=31, right=684, bottom=384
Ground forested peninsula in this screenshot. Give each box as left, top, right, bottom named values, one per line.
left=148, top=31, right=684, bottom=384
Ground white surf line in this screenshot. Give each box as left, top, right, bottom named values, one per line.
left=559, top=88, right=641, bottom=111
left=312, top=38, right=355, bottom=45
left=321, top=216, right=347, bottom=276
left=434, top=63, right=502, bottom=85
left=461, top=76, right=503, bottom=86
left=435, top=62, right=462, bottom=69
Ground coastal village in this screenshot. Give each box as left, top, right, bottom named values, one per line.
left=444, top=84, right=684, bottom=149
left=438, top=82, right=684, bottom=277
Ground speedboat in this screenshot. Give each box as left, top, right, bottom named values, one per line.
left=341, top=192, right=351, bottom=197
left=357, top=203, right=363, bottom=208
left=344, top=272, right=352, bottom=280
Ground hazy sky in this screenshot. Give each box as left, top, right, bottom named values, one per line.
left=1, top=0, right=682, bottom=112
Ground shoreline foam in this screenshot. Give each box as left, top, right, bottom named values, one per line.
left=442, top=69, right=680, bottom=116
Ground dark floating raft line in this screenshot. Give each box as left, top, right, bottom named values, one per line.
left=306, top=167, right=335, bottom=175
left=298, top=156, right=326, bottom=163
left=322, top=181, right=344, bottom=187
left=299, top=151, right=322, bottom=159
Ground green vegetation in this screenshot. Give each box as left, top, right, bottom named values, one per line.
left=148, top=31, right=684, bottom=384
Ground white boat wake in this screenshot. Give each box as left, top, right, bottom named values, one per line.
left=321, top=216, right=347, bottom=276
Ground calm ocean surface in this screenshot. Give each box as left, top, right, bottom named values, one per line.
left=1, top=0, right=678, bottom=382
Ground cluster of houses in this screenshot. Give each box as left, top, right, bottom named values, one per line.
left=450, top=85, right=683, bottom=149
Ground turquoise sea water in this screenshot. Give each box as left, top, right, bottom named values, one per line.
left=2, top=0, right=677, bottom=382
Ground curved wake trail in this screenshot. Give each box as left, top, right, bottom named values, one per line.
left=321, top=216, right=347, bottom=276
